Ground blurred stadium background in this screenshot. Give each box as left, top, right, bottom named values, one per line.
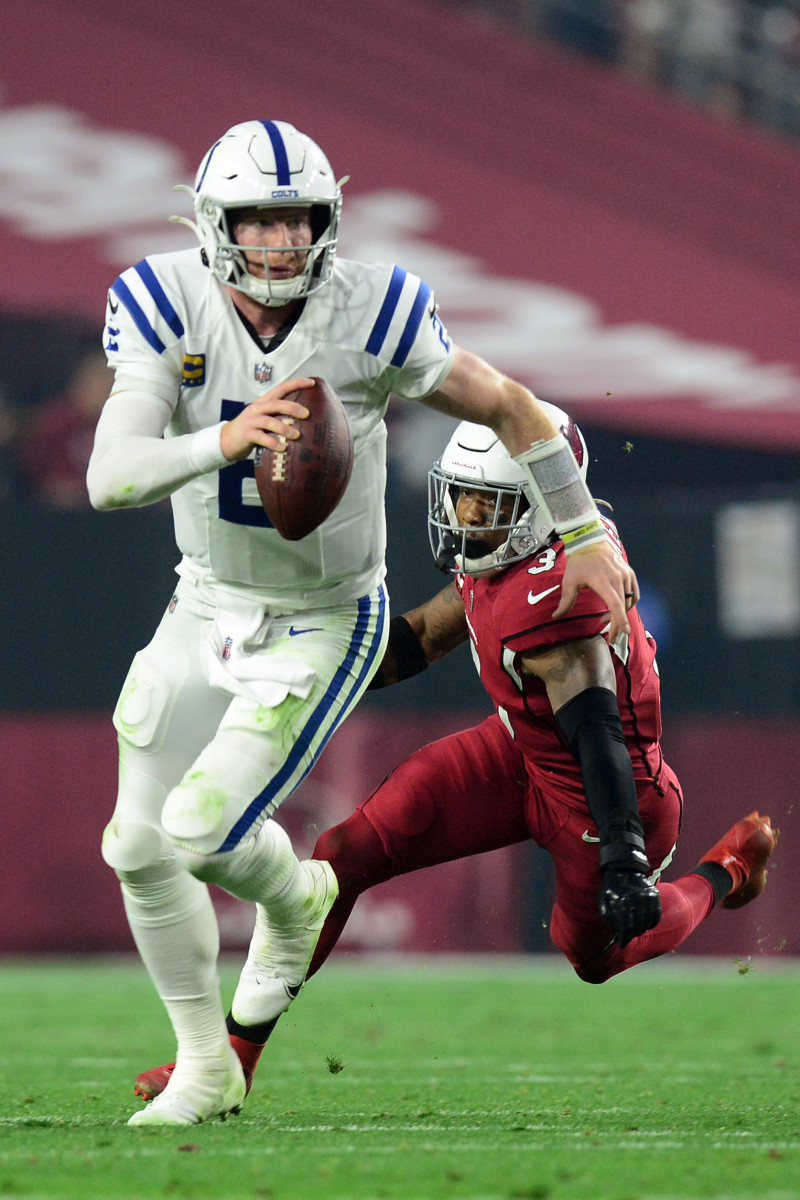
left=1, top=0, right=798, bottom=964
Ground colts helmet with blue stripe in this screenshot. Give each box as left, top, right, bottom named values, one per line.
left=187, top=120, right=344, bottom=307
left=428, top=402, right=589, bottom=577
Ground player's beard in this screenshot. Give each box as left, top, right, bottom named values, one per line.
left=462, top=534, right=496, bottom=559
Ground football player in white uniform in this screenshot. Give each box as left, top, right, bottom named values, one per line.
left=87, top=119, right=638, bottom=1127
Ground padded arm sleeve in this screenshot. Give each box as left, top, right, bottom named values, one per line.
left=513, top=434, right=604, bottom=553
left=86, top=385, right=228, bottom=510
left=554, top=686, right=647, bottom=871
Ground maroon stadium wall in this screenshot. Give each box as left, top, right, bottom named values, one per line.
left=0, top=711, right=793, bottom=961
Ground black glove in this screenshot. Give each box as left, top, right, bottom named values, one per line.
left=598, top=868, right=661, bottom=948
left=597, top=815, right=661, bottom=948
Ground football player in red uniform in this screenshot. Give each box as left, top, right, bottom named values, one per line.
left=134, top=408, right=776, bottom=1103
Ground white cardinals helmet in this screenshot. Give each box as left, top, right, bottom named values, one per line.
left=428, top=402, right=588, bottom=575
left=180, top=120, right=343, bottom=306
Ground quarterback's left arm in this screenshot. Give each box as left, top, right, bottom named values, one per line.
left=424, top=346, right=639, bottom=641
left=521, top=636, right=661, bottom=946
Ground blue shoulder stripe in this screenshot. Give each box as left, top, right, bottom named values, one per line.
left=261, top=121, right=291, bottom=186
left=134, top=260, right=185, bottom=339
left=390, top=280, right=432, bottom=367
left=365, top=266, right=406, bottom=357
left=110, top=277, right=167, bottom=355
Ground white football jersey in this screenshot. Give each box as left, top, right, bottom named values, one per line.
left=98, top=249, right=453, bottom=610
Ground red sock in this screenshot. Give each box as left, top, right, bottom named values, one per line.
left=620, top=873, right=717, bottom=971
left=229, top=1033, right=266, bottom=1079
left=578, top=873, right=717, bottom=983
left=308, top=810, right=395, bottom=979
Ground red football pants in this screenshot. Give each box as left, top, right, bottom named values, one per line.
left=310, top=714, right=716, bottom=981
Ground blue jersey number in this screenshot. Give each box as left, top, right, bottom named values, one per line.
left=217, top=399, right=274, bottom=528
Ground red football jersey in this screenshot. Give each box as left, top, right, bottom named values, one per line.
left=455, top=522, right=663, bottom=804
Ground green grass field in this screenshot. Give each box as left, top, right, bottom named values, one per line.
left=0, top=955, right=797, bottom=1200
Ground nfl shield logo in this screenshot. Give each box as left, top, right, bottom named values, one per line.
left=254, top=361, right=272, bottom=384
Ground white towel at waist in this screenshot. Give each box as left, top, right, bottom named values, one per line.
left=207, top=597, right=317, bottom=708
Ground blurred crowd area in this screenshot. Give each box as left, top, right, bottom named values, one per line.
left=440, top=0, right=800, bottom=138
left=0, top=312, right=109, bottom=511
left=1, top=5, right=798, bottom=512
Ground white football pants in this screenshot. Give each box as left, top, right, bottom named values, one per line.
left=100, top=574, right=387, bottom=1065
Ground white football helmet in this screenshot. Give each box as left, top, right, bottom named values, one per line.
left=428, top=402, right=588, bottom=576
left=177, top=120, right=343, bottom=306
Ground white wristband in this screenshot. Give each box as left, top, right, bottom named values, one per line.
left=514, top=434, right=605, bottom=554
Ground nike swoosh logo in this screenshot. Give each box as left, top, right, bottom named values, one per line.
left=288, top=626, right=323, bottom=637
left=582, top=830, right=601, bottom=843
left=527, top=585, right=560, bottom=606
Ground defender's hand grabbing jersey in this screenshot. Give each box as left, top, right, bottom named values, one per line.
left=456, top=518, right=663, bottom=803
left=93, top=251, right=452, bottom=608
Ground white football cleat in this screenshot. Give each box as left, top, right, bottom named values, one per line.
left=127, top=1043, right=245, bottom=1127
left=231, top=859, right=338, bottom=1027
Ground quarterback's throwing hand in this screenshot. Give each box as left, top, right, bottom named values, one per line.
left=597, top=868, right=661, bottom=948
left=554, top=540, right=640, bottom=642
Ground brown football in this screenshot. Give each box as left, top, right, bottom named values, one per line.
left=254, top=377, right=354, bottom=541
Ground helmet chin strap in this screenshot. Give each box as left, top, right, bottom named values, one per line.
left=169, top=185, right=201, bottom=237
left=169, top=213, right=200, bottom=236
left=235, top=270, right=309, bottom=307
left=458, top=533, right=513, bottom=576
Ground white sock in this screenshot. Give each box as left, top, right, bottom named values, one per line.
left=118, top=855, right=229, bottom=1067
left=186, top=819, right=309, bottom=923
